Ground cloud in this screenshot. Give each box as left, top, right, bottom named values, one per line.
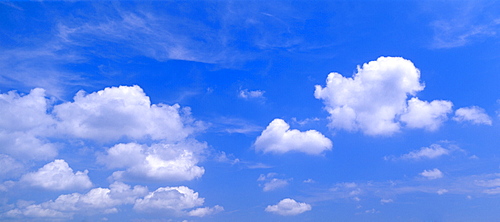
left=257, top=173, right=290, bottom=192
left=453, top=106, right=492, bottom=125
left=3, top=182, right=148, bottom=219
left=437, top=189, right=449, bottom=195
left=2, top=182, right=222, bottom=219
left=254, top=119, right=332, bottom=155
left=0, top=154, right=24, bottom=179
left=188, top=205, right=224, bottom=217
left=420, top=168, right=444, bottom=180
left=98, top=141, right=206, bottom=182
left=263, top=178, right=289, bottom=192
left=380, top=199, right=393, bottom=204
left=400, top=98, right=453, bottom=131
left=53, top=85, right=200, bottom=143
left=239, top=89, right=265, bottom=99
left=0, top=88, right=58, bottom=160
left=133, top=186, right=222, bottom=217
left=315, top=56, right=454, bottom=136
left=385, top=143, right=461, bottom=161
left=428, top=1, right=500, bottom=48
left=265, top=198, right=311, bottom=216
left=20, top=159, right=92, bottom=191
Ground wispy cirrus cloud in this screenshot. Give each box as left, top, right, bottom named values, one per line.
left=426, top=0, right=500, bottom=48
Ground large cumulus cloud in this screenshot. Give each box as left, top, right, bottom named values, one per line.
left=314, top=56, right=453, bottom=136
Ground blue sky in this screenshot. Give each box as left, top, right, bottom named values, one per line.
left=0, top=0, right=499, bottom=221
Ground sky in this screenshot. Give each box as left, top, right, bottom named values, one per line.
left=0, top=0, right=499, bottom=221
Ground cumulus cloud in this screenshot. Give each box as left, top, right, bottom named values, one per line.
left=134, top=186, right=204, bottom=212
left=254, top=119, right=332, bottom=155
left=3, top=182, right=148, bottom=218
left=314, top=56, right=454, bottom=136
left=20, top=159, right=92, bottom=191
left=98, top=141, right=206, bottom=182
left=400, top=98, right=453, bottom=131
left=0, top=85, right=206, bottom=164
left=53, top=85, right=200, bottom=142
left=2, top=182, right=222, bottom=218
left=420, top=168, right=444, bottom=180
left=453, top=106, right=492, bottom=125
left=133, top=186, right=222, bottom=217
left=0, top=88, right=58, bottom=160
left=265, top=198, right=311, bottom=216
left=0, top=88, right=54, bottom=131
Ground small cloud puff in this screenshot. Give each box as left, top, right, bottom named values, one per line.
left=20, top=159, right=92, bottom=191
left=239, top=88, right=265, bottom=99
left=254, top=119, right=332, bottom=155
left=265, top=198, right=311, bottom=216
left=453, top=106, right=492, bottom=125
left=420, top=168, right=444, bottom=180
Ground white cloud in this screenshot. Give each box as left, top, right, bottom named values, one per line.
left=380, top=199, right=393, bottom=204
left=188, top=205, right=224, bottom=217
left=0, top=88, right=58, bottom=160
left=0, top=154, right=24, bottom=179
left=400, top=98, right=453, bottom=131
left=0, top=88, right=54, bottom=131
left=315, top=56, right=453, bottom=136
left=98, top=141, right=206, bottom=182
left=254, top=119, right=332, bottom=155
left=257, top=173, right=290, bottom=192
left=453, top=106, right=492, bottom=125
left=20, top=159, right=92, bottom=191
left=239, top=89, right=265, bottom=99
left=420, top=168, right=444, bottom=180
left=263, top=178, right=289, bottom=192
left=386, top=144, right=459, bottom=161
left=429, top=1, right=500, bottom=49
left=133, top=186, right=204, bottom=213
left=53, top=85, right=200, bottom=143
left=437, top=189, right=449, bottom=195
left=3, top=182, right=148, bottom=219
left=265, top=198, right=311, bottom=216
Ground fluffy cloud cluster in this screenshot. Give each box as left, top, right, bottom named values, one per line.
left=314, top=56, right=454, bottom=136
left=20, top=159, right=92, bottom=190
left=0, top=85, right=207, bottom=184
left=254, top=119, right=332, bottom=155
left=265, top=198, right=311, bottom=216
left=98, top=141, right=206, bottom=182
left=453, top=106, right=492, bottom=125
left=2, top=182, right=222, bottom=219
